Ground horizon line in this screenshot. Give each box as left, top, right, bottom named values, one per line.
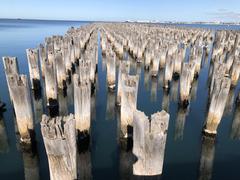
left=0, top=18, right=240, bottom=24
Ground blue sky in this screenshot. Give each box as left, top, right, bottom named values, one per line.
left=0, top=0, right=240, bottom=22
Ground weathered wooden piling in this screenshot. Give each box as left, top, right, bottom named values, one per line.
left=151, top=52, right=161, bottom=77
left=55, top=51, right=67, bottom=89
left=2, top=56, right=19, bottom=99
left=179, top=63, right=193, bottom=106
left=133, top=110, right=169, bottom=176
left=44, top=59, right=58, bottom=104
left=41, top=114, right=77, bottom=180
left=159, top=49, right=167, bottom=69
left=117, top=61, right=130, bottom=106
left=106, top=51, right=116, bottom=90
left=8, top=74, right=34, bottom=143
left=230, top=59, right=240, bottom=86
left=144, top=50, right=152, bottom=70
left=26, top=48, right=41, bottom=89
left=121, top=75, right=139, bottom=137
left=173, top=52, right=183, bottom=76
left=209, top=62, right=227, bottom=97
left=163, top=57, right=174, bottom=89
left=79, top=58, right=90, bottom=83
left=73, top=74, right=91, bottom=132
left=39, top=44, right=47, bottom=78
left=204, top=76, right=231, bottom=135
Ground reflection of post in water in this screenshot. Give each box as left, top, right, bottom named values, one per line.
left=91, top=87, right=97, bottom=121
left=32, top=89, right=43, bottom=124
left=102, top=54, right=107, bottom=72
left=77, top=131, right=92, bottom=179
left=190, top=79, right=198, bottom=101
left=130, top=58, right=137, bottom=74
left=119, top=128, right=134, bottom=180
left=158, top=69, right=164, bottom=89
left=174, top=106, right=189, bottom=140
left=58, top=89, right=68, bottom=116
left=230, top=102, right=240, bottom=139
left=106, top=91, right=115, bottom=120
left=67, top=81, right=74, bottom=107
left=136, top=63, right=141, bottom=75
left=150, top=77, right=158, bottom=102
left=171, top=79, right=179, bottom=102
left=162, top=89, right=170, bottom=113
left=21, top=143, right=39, bottom=180
left=224, top=88, right=235, bottom=116
left=144, top=69, right=150, bottom=91
left=0, top=113, right=9, bottom=153
left=198, top=135, right=215, bottom=180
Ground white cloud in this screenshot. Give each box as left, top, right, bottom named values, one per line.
left=208, top=9, right=240, bottom=22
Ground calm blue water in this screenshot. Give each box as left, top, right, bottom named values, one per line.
left=0, top=19, right=240, bottom=180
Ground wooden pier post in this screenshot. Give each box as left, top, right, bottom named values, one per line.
left=121, top=75, right=139, bottom=137
left=117, top=61, right=130, bottom=106
left=230, top=59, right=240, bottom=86
left=44, top=59, right=58, bottom=104
left=41, top=114, right=77, bottom=180
left=39, top=44, right=47, bottom=78
left=144, top=50, right=151, bottom=70
left=151, top=52, right=161, bottom=77
left=159, top=49, right=167, bottom=69
left=106, top=51, right=116, bottom=90
left=26, top=48, right=41, bottom=90
left=209, top=62, right=227, bottom=97
left=133, top=110, right=169, bottom=176
left=79, top=58, right=90, bottom=84
left=2, top=56, right=19, bottom=99
left=179, top=62, right=194, bottom=106
left=73, top=74, right=91, bottom=132
left=163, top=57, right=174, bottom=89
left=204, top=76, right=231, bottom=135
left=55, top=51, right=67, bottom=89
left=8, top=74, right=34, bottom=143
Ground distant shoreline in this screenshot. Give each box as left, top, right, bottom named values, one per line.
left=0, top=18, right=239, bottom=26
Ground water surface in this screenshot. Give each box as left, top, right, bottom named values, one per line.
left=0, top=19, right=240, bottom=180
